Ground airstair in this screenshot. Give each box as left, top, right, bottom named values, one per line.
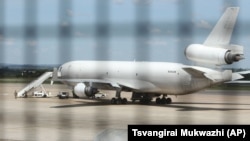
left=16, top=72, right=52, bottom=97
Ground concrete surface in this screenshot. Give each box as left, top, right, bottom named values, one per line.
left=0, top=83, right=250, bottom=141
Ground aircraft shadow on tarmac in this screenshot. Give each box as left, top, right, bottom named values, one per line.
left=154, top=103, right=250, bottom=111
left=50, top=99, right=250, bottom=111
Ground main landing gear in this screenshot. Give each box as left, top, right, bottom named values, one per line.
left=110, top=88, right=128, bottom=104
left=111, top=97, right=128, bottom=104
left=110, top=90, right=172, bottom=105
left=131, top=92, right=153, bottom=104
left=155, top=95, right=172, bottom=104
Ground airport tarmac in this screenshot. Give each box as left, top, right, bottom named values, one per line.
left=0, top=83, right=250, bottom=141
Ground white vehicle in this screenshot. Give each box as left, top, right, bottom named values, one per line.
left=32, top=91, right=51, bottom=98
left=19, top=7, right=249, bottom=105
left=94, top=93, right=107, bottom=99
left=58, top=91, right=70, bottom=99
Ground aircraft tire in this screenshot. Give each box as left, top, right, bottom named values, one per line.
left=161, top=98, right=167, bottom=104
left=166, top=98, right=172, bottom=104
left=156, top=98, right=161, bottom=104
left=111, top=98, right=117, bottom=104
left=122, top=98, right=127, bottom=104
left=116, top=98, right=122, bottom=104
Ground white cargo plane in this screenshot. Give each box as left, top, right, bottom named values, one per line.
left=51, top=7, right=246, bottom=104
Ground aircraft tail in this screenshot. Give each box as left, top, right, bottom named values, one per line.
left=203, top=7, right=239, bottom=46
left=185, top=7, right=244, bottom=66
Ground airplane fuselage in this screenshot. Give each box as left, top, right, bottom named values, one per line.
left=58, top=61, right=219, bottom=95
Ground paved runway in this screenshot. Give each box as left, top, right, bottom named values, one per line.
left=0, top=83, right=250, bottom=141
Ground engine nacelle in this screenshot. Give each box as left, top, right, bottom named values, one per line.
left=73, top=83, right=98, bottom=98
left=185, top=44, right=244, bottom=65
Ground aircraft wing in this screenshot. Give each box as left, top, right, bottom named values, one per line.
left=182, top=67, right=239, bottom=82
left=54, top=78, right=120, bottom=89
left=106, top=78, right=159, bottom=92
left=182, top=67, right=205, bottom=78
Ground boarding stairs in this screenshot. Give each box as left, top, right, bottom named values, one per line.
left=16, top=72, right=52, bottom=97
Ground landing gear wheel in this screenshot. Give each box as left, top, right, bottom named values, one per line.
left=161, top=98, right=167, bottom=104
left=166, top=98, right=172, bottom=104
left=156, top=98, right=161, bottom=104
left=155, top=97, right=172, bottom=104
left=111, top=97, right=127, bottom=104
left=122, top=98, right=128, bottom=104
left=111, top=88, right=127, bottom=104
left=111, top=98, right=117, bottom=104
left=116, top=98, right=122, bottom=104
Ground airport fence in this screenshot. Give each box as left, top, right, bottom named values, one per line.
left=0, top=0, right=248, bottom=141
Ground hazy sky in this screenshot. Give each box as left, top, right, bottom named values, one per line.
left=0, top=0, right=250, bottom=68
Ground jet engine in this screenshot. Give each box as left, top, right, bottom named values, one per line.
left=185, top=44, right=244, bottom=65
left=73, top=83, right=98, bottom=98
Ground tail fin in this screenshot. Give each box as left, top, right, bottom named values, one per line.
left=203, top=7, right=239, bottom=46
left=185, top=7, right=243, bottom=66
